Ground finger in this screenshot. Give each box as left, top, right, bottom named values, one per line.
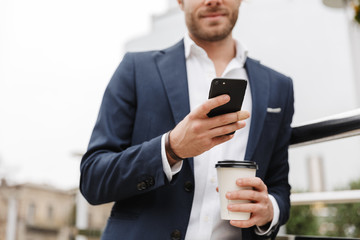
left=209, top=112, right=239, bottom=127
left=194, top=95, right=230, bottom=117
left=208, top=109, right=250, bottom=127
left=226, top=189, right=261, bottom=202
left=208, top=121, right=246, bottom=137
left=237, top=110, right=250, bottom=121
left=227, top=203, right=256, bottom=213
left=236, top=177, right=267, bottom=192
left=231, top=212, right=272, bottom=228
left=230, top=219, right=256, bottom=229
left=210, top=134, right=234, bottom=146
left=206, top=110, right=247, bottom=130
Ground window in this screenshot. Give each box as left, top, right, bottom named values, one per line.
left=27, top=203, right=36, bottom=224
left=47, top=205, right=54, bottom=221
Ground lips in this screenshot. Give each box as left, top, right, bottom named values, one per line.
left=203, top=13, right=225, bottom=19
left=199, top=9, right=228, bottom=19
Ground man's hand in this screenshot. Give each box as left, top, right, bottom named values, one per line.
left=226, top=177, right=274, bottom=228
left=168, top=94, right=250, bottom=161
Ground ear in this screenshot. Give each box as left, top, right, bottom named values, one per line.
left=177, top=0, right=184, bottom=11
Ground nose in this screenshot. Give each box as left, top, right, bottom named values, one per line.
left=204, top=0, right=223, bottom=7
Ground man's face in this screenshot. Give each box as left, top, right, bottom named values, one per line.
left=178, top=0, right=241, bottom=42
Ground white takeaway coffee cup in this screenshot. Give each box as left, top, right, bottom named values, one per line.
left=215, top=160, right=258, bottom=220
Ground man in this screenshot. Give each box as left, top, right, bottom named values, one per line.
left=80, top=0, right=294, bottom=239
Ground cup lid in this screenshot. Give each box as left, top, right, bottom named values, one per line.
left=215, top=160, right=258, bottom=169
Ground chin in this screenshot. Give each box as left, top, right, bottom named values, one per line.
left=200, top=28, right=232, bottom=41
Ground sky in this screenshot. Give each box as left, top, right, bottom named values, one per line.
left=0, top=0, right=167, bottom=189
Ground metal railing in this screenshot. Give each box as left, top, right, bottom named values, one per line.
left=281, top=109, right=360, bottom=240
left=290, top=109, right=360, bottom=148
left=277, top=236, right=360, bottom=240
left=289, top=108, right=360, bottom=205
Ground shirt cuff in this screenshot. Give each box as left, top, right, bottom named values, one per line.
left=161, top=133, right=183, bottom=182
left=254, top=194, right=280, bottom=236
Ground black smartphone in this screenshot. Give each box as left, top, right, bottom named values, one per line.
left=207, top=78, right=247, bottom=118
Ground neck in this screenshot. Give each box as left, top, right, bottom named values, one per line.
left=189, top=34, right=236, bottom=77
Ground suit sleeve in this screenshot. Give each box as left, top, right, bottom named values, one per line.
left=79, top=53, right=168, bottom=205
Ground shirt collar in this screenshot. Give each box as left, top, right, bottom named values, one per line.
left=184, top=33, right=248, bottom=66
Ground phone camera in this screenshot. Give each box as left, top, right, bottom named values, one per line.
left=214, top=80, right=219, bottom=85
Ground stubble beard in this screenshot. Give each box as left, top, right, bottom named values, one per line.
left=186, top=8, right=238, bottom=42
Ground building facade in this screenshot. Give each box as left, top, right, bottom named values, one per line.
left=0, top=179, right=112, bottom=240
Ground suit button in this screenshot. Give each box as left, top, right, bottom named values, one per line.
left=184, top=181, right=194, bottom=192
left=137, top=181, right=147, bottom=191
left=171, top=229, right=181, bottom=240
left=145, top=177, right=155, bottom=187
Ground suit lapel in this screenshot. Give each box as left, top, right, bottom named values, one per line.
left=155, top=40, right=194, bottom=172
left=244, top=58, right=270, bottom=161
left=155, top=40, right=190, bottom=125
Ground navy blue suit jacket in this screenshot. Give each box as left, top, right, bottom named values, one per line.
left=80, top=40, right=294, bottom=240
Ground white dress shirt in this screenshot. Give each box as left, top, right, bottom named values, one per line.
left=161, top=34, right=279, bottom=239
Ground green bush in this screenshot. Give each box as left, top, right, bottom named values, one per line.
left=286, top=204, right=319, bottom=235
left=286, top=179, right=360, bottom=238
